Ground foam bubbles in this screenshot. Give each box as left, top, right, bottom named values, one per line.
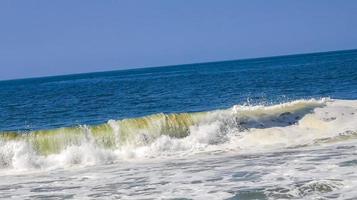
left=0, top=98, right=357, bottom=172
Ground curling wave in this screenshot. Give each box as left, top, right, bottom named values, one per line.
left=1, top=98, right=357, bottom=170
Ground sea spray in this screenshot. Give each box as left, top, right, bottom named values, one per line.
left=1, top=98, right=357, bottom=170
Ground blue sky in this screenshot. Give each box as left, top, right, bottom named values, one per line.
left=1, top=1, right=357, bottom=80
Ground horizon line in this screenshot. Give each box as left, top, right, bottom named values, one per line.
left=1, top=48, right=356, bottom=82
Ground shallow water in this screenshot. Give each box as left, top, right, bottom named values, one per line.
left=1, top=141, right=357, bottom=199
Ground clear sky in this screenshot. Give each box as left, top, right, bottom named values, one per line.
left=1, top=1, right=357, bottom=80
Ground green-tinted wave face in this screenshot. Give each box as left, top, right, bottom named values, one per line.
left=115, top=112, right=204, bottom=143
left=0, top=98, right=331, bottom=156
left=0, top=112, right=205, bottom=155
left=0, top=127, right=89, bottom=155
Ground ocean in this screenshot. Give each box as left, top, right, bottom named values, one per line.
left=0, top=49, right=357, bottom=199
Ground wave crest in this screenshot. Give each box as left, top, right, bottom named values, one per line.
left=1, top=98, right=357, bottom=171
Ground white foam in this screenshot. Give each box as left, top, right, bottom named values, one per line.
left=0, top=98, right=357, bottom=172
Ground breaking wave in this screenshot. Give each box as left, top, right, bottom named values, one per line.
left=1, top=98, right=357, bottom=171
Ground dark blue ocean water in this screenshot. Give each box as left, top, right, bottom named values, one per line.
left=1, top=50, right=357, bottom=132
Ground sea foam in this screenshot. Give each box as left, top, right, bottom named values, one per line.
left=1, top=98, right=357, bottom=171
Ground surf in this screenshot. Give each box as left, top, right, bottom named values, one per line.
left=1, top=98, right=357, bottom=171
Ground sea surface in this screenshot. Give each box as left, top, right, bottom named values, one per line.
left=0, top=50, right=357, bottom=199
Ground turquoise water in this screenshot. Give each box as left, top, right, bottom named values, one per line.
left=1, top=50, right=357, bottom=199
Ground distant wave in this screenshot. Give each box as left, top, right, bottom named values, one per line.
left=1, top=98, right=357, bottom=171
